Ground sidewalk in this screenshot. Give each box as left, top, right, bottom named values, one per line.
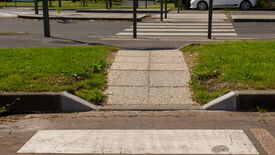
left=103, top=49, right=200, bottom=110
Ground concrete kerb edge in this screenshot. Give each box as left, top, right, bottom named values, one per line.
left=202, top=90, right=275, bottom=111
left=202, top=91, right=237, bottom=111
left=17, top=14, right=148, bottom=21
left=61, top=91, right=96, bottom=112
left=76, top=9, right=171, bottom=14
left=233, top=18, right=275, bottom=22
left=97, top=104, right=202, bottom=111
left=0, top=91, right=96, bottom=113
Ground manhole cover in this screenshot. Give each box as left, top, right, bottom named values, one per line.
left=211, top=145, right=229, bottom=153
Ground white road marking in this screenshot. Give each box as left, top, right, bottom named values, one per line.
left=117, top=32, right=237, bottom=36
left=138, top=23, right=233, bottom=26
left=124, top=28, right=235, bottom=32
left=133, top=25, right=234, bottom=29
left=0, top=13, right=17, bottom=17
left=18, top=130, right=258, bottom=154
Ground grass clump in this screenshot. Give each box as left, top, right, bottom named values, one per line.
left=182, top=41, right=275, bottom=104
left=0, top=46, right=118, bottom=105
left=0, top=32, right=16, bottom=35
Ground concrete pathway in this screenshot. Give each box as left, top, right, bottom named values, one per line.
left=106, top=49, right=196, bottom=109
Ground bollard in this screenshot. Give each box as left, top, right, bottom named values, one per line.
left=160, top=0, right=163, bottom=21
left=49, top=0, right=52, bottom=7
left=208, top=0, right=213, bottom=39
left=177, top=0, right=179, bottom=13
left=185, top=0, right=189, bottom=10
left=145, top=0, right=147, bottom=8
left=165, top=0, right=167, bottom=18
left=133, top=0, right=137, bottom=38
left=109, top=0, right=112, bottom=9
left=58, top=0, right=62, bottom=7
left=34, top=0, right=39, bottom=14
left=180, top=0, right=183, bottom=11
left=43, top=0, right=50, bottom=37
left=105, top=0, right=108, bottom=9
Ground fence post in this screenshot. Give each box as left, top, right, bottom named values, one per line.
left=208, top=0, right=213, bottom=39
left=58, top=0, right=62, bottom=7
left=160, top=0, right=163, bottom=21
left=165, top=0, right=167, bottom=18
left=177, top=0, right=180, bottom=13
left=105, top=0, right=108, bottom=9
left=35, top=0, right=39, bottom=14
left=133, top=0, right=137, bottom=38
left=43, top=0, right=50, bottom=37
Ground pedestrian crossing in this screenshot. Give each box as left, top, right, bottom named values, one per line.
left=116, top=14, right=237, bottom=39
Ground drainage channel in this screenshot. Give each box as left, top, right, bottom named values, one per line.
left=1, top=90, right=275, bottom=115
left=203, top=90, right=275, bottom=112
left=0, top=92, right=95, bottom=115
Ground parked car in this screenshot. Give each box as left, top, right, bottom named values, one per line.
left=190, top=0, right=257, bottom=11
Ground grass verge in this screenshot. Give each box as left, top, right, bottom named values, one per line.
left=0, top=46, right=118, bottom=105
left=182, top=41, right=275, bottom=105
left=0, top=32, right=17, bottom=35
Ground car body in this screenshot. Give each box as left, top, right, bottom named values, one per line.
left=190, top=0, right=257, bottom=10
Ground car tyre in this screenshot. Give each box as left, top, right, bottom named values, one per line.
left=240, top=1, right=251, bottom=11
left=197, top=1, right=208, bottom=11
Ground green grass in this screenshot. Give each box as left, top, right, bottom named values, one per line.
left=182, top=41, right=275, bottom=104
left=0, top=32, right=17, bottom=35
left=0, top=46, right=118, bottom=105
left=0, top=1, right=176, bottom=10
left=0, top=0, right=108, bottom=7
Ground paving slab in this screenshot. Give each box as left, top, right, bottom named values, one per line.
left=151, top=57, right=185, bottom=63
left=107, top=87, right=148, bottom=105
left=117, top=51, right=150, bottom=57
left=108, top=70, right=148, bottom=86
left=150, top=63, right=188, bottom=71
left=110, top=62, right=149, bottom=70
left=150, top=51, right=183, bottom=58
left=149, top=71, right=190, bottom=87
left=114, top=56, right=149, bottom=63
left=106, top=50, right=194, bottom=107
left=149, top=87, right=193, bottom=105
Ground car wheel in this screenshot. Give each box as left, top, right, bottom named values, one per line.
left=240, top=1, right=251, bottom=11
left=197, top=1, right=208, bottom=11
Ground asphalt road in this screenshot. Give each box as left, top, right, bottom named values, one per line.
left=1, top=17, right=275, bottom=49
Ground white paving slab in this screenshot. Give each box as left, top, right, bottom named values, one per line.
left=117, top=32, right=237, bottom=36
left=18, top=130, right=259, bottom=154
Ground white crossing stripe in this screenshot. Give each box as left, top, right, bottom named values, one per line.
left=138, top=22, right=233, bottom=26
left=117, top=32, right=237, bottom=36
left=18, top=130, right=259, bottom=154
left=124, top=28, right=235, bottom=32
left=117, top=13, right=237, bottom=38
left=133, top=25, right=234, bottom=28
